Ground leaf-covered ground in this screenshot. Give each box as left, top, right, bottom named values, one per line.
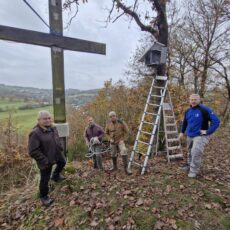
left=0, top=126, right=230, bottom=230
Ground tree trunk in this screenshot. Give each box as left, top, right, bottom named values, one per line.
left=155, top=2, right=168, bottom=76
left=193, top=69, right=199, bottom=93
left=199, top=68, right=208, bottom=98
left=223, top=100, right=230, bottom=124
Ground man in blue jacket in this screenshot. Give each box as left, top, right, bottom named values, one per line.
left=180, top=94, right=220, bottom=178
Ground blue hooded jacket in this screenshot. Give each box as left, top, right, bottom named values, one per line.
left=180, top=104, right=220, bottom=137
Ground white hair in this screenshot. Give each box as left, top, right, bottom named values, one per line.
left=109, top=111, right=116, bottom=117
left=37, top=110, right=51, bottom=119
left=189, top=94, right=200, bottom=99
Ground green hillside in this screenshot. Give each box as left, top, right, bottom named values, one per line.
left=0, top=99, right=53, bottom=131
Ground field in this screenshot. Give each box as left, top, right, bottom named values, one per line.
left=0, top=99, right=53, bottom=131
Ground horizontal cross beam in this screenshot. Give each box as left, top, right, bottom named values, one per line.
left=0, top=25, right=106, bottom=55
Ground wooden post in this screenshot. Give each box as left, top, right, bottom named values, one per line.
left=49, top=0, right=66, bottom=123
left=49, top=0, right=67, bottom=155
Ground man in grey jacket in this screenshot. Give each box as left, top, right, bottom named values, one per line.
left=28, top=111, right=66, bottom=207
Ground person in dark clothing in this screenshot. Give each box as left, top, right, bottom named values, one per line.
left=28, top=111, right=66, bottom=207
left=84, top=116, right=104, bottom=170
left=180, top=94, right=220, bottom=178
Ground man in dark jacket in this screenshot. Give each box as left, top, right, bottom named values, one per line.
left=28, top=111, right=66, bottom=207
left=84, top=116, right=104, bottom=170
left=180, top=94, right=220, bottom=178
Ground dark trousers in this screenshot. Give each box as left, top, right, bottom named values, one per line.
left=39, top=160, right=66, bottom=198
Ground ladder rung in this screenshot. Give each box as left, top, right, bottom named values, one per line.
left=140, top=130, right=153, bottom=135
left=153, top=85, right=165, bottom=90
left=167, top=138, right=179, bottom=142
left=166, top=131, right=178, bottom=134
left=155, top=76, right=168, bottom=81
left=167, top=146, right=181, bottom=150
left=151, top=94, right=163, bottom=98
left=163, top=108, right=172, bottom=111
left=143, top=121, right=156, bottom=125
left=135, top=150, right=146, bottom=156
left=163, top=103, right=172, bottom=110
left=137, top=140, right=151, bottom=145
left=132, top=161, right=143, bottom=167
left=145, top=112, right=159, bottom=116
left=148, top=103, right=161, bottom=107
left=166, top=123, right=176, bottom=127
left=168, top=153, right=183, bottom=159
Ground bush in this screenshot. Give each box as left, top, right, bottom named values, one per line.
left=0, top=113, right=33, bottom=192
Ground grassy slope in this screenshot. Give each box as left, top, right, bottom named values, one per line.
left=0, top=127, right=229, bottom=230
left=0, top=99, right=25, bottom=110
left=0, top=99, right=53, bottom=131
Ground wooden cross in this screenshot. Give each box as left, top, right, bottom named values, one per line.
left=0, top=0, right=106, bottom=149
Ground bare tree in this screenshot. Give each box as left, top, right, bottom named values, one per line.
left=210, top=57, right=230, bottom=121
left=182, top=0, right=230, bottom=98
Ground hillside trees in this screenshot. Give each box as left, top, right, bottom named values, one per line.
left=170, top=0, right=229, bottom=89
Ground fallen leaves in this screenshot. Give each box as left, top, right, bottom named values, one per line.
left=89, top=219, right=98, bottom=227
left=154, top=221, right=165, bottom=229
left=135, top=198, right=144, bottom=206
left=54, top=217, right=64, bottom=227
left=1, top=126, right=230, bottom=229
left=204, top=203, right=212, bottom=209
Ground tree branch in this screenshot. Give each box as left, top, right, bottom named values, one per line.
left=113, top=0, right=158, bottom=37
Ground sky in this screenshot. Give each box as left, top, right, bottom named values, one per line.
left=0, top=0, right=143, bottom=90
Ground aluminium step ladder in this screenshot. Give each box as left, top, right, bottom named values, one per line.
left=162, top=91, right=183, bottom=162
left=128, top=76, right=168, bottom=175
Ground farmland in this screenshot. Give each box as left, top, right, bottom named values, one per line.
left=0, top=99, right=53, bottom=131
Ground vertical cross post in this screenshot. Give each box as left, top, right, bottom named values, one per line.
left=49, top=0, right=65, bottom=123
left=49, top=0, right=67, bottom=154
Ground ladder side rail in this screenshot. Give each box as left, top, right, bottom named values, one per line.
left=141, top=115, right=160, bottom=175
left=155, top=110, right=161, bottom=156
left=162, top=93, right=170, bottom=162
left=167, top=90, right=183, bottom=155
left=128, top=78, right=156, bottom=169
left=155, top=88, right=164, bottom=156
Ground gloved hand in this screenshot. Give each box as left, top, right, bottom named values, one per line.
left=200, top=130, right=207, bottom=135
left=110, top=138, right=114, bottom=144
left=93, top=136, right=100, bottom=144
left=90, top=137, right=100, bottom=145
left=179, top=133, right=185, bottom=140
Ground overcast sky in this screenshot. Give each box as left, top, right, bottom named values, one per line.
left=0, top=0, right=143, bottom=90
